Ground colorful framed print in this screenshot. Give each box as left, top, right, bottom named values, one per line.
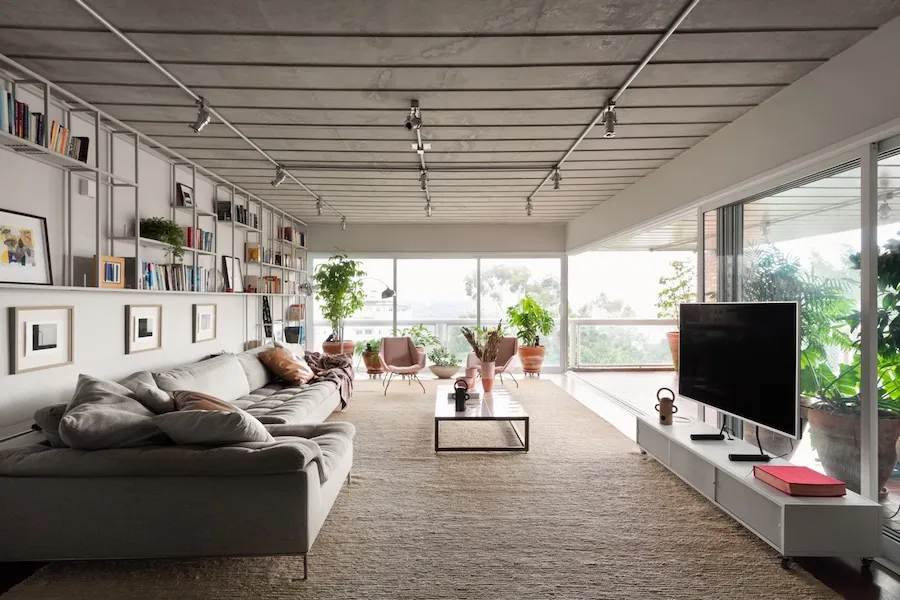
left=176, top=183, right=194, bottom=207
left=0, top=210, right=52, bottom=285
left=126, top=304, right=163, bottom=354
left=193, top=303, right=217, bottom=343
left=9, top=306, right=74, bottom=374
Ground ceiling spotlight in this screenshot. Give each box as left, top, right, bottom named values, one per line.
left=405, top=99, right=422, bottom=130
left=341, top=216, right=347, bottom=231
left=601, top=103, right=617, bottom=138
left=316, top=199, right=323, bottom=216
left=425, top=201, right=433, bottom=217
left=420, top=169, right=428, bottom=191
left=270, top=165, right=287, bottom=188
left=190, top=97, right=211, bottom=134
left=526, top=200, right=533, bottom=217
left=552, top=167, right=562, bottom=190
left=879, top=200, right=892, bottom=221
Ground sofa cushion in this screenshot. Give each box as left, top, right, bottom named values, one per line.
left=117, top=370, right=156, bottom=394
left=232, top=381, right=339, bottom=424
left=172, top=390, right=238, bottom=413
left=153, top=354, right=250, bottom=403
left=134, top=382, right=175, bottom=414
left=236, top=346, right=271, bottom=391
left=154, top=410, right=274, bottom=445
left=268, top=422, right=356, bottom=483
left=59, top=375, right=165, bottom=450
left=33, top=404, right=68, bottom=448
left=258, top=347, right=314, bottom=385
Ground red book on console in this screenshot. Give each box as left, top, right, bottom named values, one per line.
left=753, top=465, right=846, bottom=497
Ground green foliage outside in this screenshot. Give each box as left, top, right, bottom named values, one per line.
left=396, top=323, right=441, bottom=348
left=655, top=259, right=696, bottom=322
left=313, top=254, right=366, bottom=341
left=140, top=217, right=184, bottom=262
left=506, top=295, right=555, bottom=346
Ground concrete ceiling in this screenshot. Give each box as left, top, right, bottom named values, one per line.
left=0, top=0, right=898, bottom=225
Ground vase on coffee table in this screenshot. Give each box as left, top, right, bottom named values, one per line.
left=481, top=361, right=496, bottom=393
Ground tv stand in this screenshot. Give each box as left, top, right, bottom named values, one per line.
left=636, top=415, right=881, bottom=564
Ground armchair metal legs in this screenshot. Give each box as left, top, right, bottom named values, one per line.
left=383, top=372, right=394, bottom=395
left=498, top=371, right=519, bottom=388
left=383, top=371, right=425, bottom=395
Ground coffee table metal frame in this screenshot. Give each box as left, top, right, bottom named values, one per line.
left=434, top=386, right=529, bottom=452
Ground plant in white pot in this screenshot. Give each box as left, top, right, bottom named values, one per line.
left=313, top=254, right=366, bottom=355
left=428, top=345, right=461, bottom=379
left=506, top=295, right=554, bottom=375
left=654, top=259, right=695, bottom=371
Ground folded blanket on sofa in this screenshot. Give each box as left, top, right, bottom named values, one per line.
left=305, top=352, right=354, bottom=409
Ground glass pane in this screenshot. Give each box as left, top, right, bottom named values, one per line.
left=574, top=324, right=674, bottom=368
left=878, top=149, right=900, bottom=525
left=479, top=258, right=561, bottom=368
left=396, top=259, right=477, bottom=363
left=740, top=163, right=861, bottom=483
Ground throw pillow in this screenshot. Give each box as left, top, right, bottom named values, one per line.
left=172, top=390, right=239, bottom=412
left=134, top=382, right=175, bottom=414
left=154, top=410, right=274, bottom=445
left=59, top=375, right=165, bottom=450
left=33, top=403, right=68, bottom=448
left=258, top=347, right=314, bottom=385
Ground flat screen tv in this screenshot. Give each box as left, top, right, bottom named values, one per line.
left=678, top=302, right=800, bottom=439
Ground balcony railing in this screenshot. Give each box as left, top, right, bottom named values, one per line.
left=569, top=318, right=676, bottom=370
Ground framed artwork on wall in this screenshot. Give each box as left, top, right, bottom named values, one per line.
left=0, top=209, right=52, bottom=285
left=176, top=183, right=194, bottom=207
left=221, top=256, right=245, bottom=292
left=125, top=304, right=163, bottom=354
left=192, top=303, right=217, bottom=343
left=8, top=306, right=74, bottom=374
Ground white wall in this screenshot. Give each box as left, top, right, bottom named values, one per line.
left=0, top=87, right=261, bottom=429
left=308, top=222, right=566, bottom=254
left=567, top=15, right=900, bottom=252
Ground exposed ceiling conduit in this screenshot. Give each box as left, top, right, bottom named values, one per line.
left=70, top=0, right=345, bottom=221
left=525, top=0, right=702, bottom=210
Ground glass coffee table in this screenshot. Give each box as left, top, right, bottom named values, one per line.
left=434, top=385, right=529, bottom=452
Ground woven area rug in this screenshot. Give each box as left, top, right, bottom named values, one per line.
left=6, top=378, right=837, bottom=600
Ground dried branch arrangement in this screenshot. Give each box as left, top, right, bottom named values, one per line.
left=461, top=322, right=505, bottom=363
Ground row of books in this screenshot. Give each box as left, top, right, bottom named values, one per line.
left=0, top=91, right=90, bottom=162
left=183, top=227, right=213, bottom=252
left=277, top=227, right=305, bottom=247
left=216, top=201, right=259, bottom=229
left=245, top=243, right=303, bottom=270
left=141, top=262, right=211, bottom=292
left=246, top=274, right=298, bottom=295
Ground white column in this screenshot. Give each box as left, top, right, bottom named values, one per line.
left=860, top=142, right=879, bottom=501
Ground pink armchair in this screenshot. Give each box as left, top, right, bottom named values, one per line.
left=466, top=336, right=520, bottom=388
left=379, top=336, right=427, bottom=395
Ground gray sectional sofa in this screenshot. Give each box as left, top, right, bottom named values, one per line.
left=0, top=345, right=353, bottom=579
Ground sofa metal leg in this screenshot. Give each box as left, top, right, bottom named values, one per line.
left=346, top=471, right=351, bottom=485
left=302, top=553, right=308, bottom=580
left=413, top=374, right=426, bottom=394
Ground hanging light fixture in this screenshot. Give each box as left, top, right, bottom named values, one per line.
left=552, top=167, right=562, bottom=190
left=404, top=99, right=422, bottom=130
left=420, top=169, right=428, bottom=191
left=190, top=97, right=211, bottom=134
left=425, top=200, right=433, bottom=217
left=341, top=216, right=347, bottom=231
left=316, top=198, right=323, bottom=216
left=526, top=199, right=533, bottom=217
left=271, top=165, right=286, bottom=188
left=601, top=103, right=617, bottom=138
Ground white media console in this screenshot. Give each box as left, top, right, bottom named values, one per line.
left=636, top=414, right=882, bottom=567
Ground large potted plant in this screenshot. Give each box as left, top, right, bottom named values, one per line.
left=654, top=259, right=695, bottom=371
left=506, top=295, right=554, bottom=375
left=313, top=254, right=366, bottom=355
left=461, top=323, right=504, bottom=392
left=804, top=238, right=900, bottom=497
left=428, top=345, right=460, bottom=379
left=355, top=338, right=383, bottom=377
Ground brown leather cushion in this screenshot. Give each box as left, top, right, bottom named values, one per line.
left=172, top=390, right=238, bottom=413
left=258, top=347, right=315, bottom=385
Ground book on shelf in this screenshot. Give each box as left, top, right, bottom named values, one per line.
left=139, top=261, right=210, bottom=292
left=183, top=227, right=213, bottom=252
left=278, top=226, right=294, bottom=243
left=753, top=465, right=846, bottom=497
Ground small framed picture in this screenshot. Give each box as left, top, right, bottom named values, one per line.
left=0, top=209, right=52, bottom=285
left=8, top=306, right=74, bottom=373
left=193, top=303, right=217, bottom=343
left=176, top=183, right=194, bottom=207
left=126, top=304, right=162, bottom=354
left=222, top=255, right=245, bottom=292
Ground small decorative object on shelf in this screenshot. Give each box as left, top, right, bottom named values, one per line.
left=8, top=305, right=74, bottom=373
left=655, top=388, right=678, bottom=425
left=287, top=304, right=304, bottom=321
left=175, top=183, right=193, bottom=207
left=246, top=242, right=261, bottom=263
left=192, top=303, right=217, bottom=343
left=74, top=255, right=125, bottom=289
left=125, top=304, right=162, bottom=354
left=0, top=209, right=52, bottom=285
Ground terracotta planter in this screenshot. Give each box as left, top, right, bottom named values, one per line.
left=518, top=345, right=546, bottom=375
left=430, top=365, right=459, bottom=379
left=666, top=331, right=680, bottom=371
left=481, top=361, right=496, bottom=393
left=807, top=408, right=900, bottom=496
left=322, top=340, right=355, bottom=356
left=362, top=351, right=383, bottom=376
